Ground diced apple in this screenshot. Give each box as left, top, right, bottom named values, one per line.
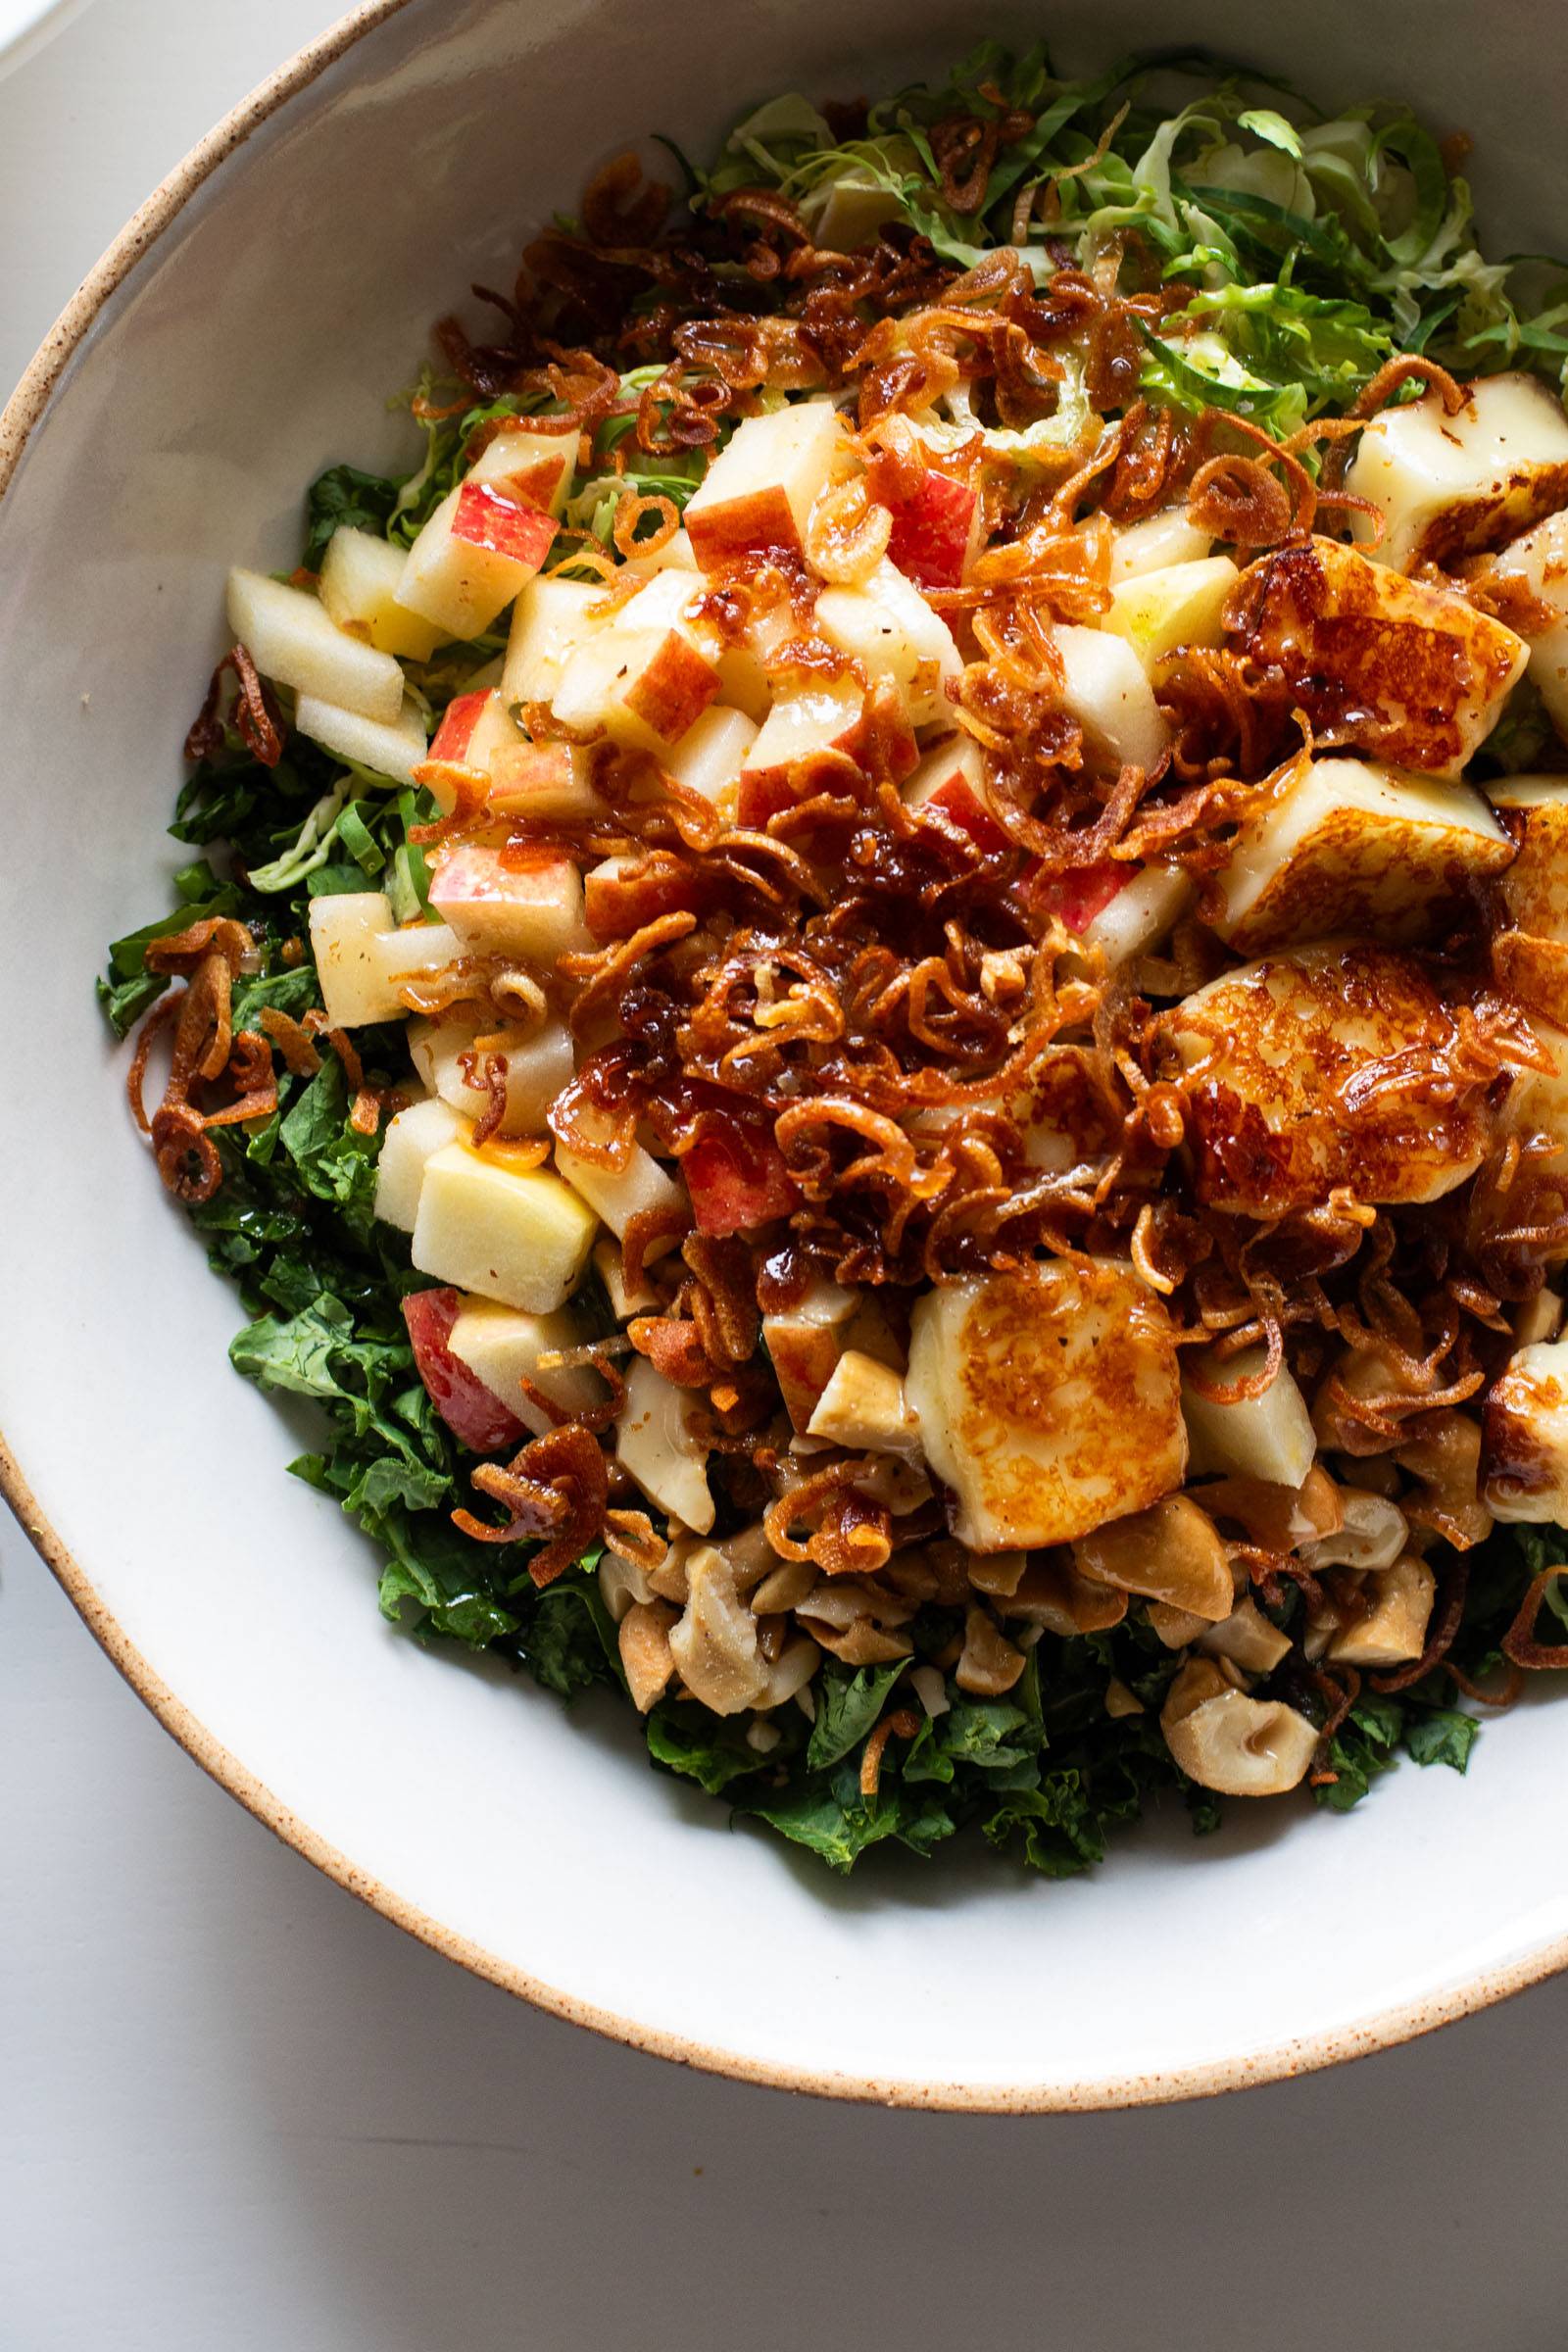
left=318, top=525, right=444, bottom=660
left=1233, top=535, right=1528, bottom=777
left=487, top=741, right=602, bottom=823
left=882, top=466, right=980, bottom=591
left=1102, top=557, right=1239, bottom=670
left=1182, top=1345, right=1316, bottom=1487
left=684, top=400, right=845, bottom=572
left=661, top=705, right=758, bottom=814
left=368, top=919, right=464, bottom=1002
left=466, top=424, right=574, bottom=518
left=612, top=568, right=712, bottom=642
left=620, top=526, right=699, bottom=578
left=395, top=481, right=558, bottom=642
left=1480, top=514, right=1568, bottom=736
left=446, top=1298, right=607, bottom=1438
left=710, top=602, right=796, bottom=724
left=906, top=1259, right=1187, bottom=1550
left=308, top=890, right=402, bottom=1027
left=815, top=558, right=960, bottom=727
left=682, top=1122, right=795, bottom=1235
left=1108, top=509, right=1213, bottom=581
left=1483, top=1338, right=1568, bottom=1520
left=1054, top=624, right=1168, bottom=773
left=553, top=626, right=720, bottom=755
left=412, top=1143, right=598, bottom=1312
left=1081, top=862, right=1192, bottom=966
left=1164, top=939, right=1497, bottom=1215
left=736, top=679, right=876, bottom=827
left=582, top=854, right=710, bottom=942
left=1348, top=371, right=1568, bottom=570
left=409, top=1009, right=573, bottom=1138
left=1212, top=755, right=1513, bottom=953
left=555, top=1115, right=686, bottom=1251
left=429, top=848, right=587, bottom=963
left=763, top=1279, right=858, bottom=1432
left=904, top=734, right=1008, bottom=851
left=428, top=685, right=523, bottom=770
left=373, top=1096, right=469, bottom=1232
left=402, top=1286, right=529, bottom=1453
left=502, top=575, right=608, bottom=709
left=808, top=170, right=903, bottom=252
left=615, top=1356, right=714, bottom=1533
left=294, top=690, right=429, bottom=789
left=593, top=1234, right=659, bottom=1319
left=807, top=1350, right=917, bottom=1452
left=226, top=568, right=404, bottom=723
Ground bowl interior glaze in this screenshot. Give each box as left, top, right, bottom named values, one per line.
left=4, top=0, right=1567, bottom=2107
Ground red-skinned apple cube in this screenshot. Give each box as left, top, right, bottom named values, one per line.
left=468, top=425, right=574, bottom=518
left=395, top=482, right=558, bottom=641
left=1026, top=859, right=1130, bottom=935
left=402, top=1286, right=530, bottom=1454
left=553, top=627, right=719, bottom=755
left=584, top=854, right=710, bottom=942
left=488, top=741, right=601, bottom=822
left=883, top=467, right=980, bottom=590
left=684, top=403, right=844, bottom=573
left=683, top=1125, right=797, bottom=1236
left=429, top=687, right=524, bottom=769
left=904, top=736, right=1008, bottom=852
left=429, top=848, right=587, bottom=962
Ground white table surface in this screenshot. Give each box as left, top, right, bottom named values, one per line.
left=5, top=7, right=1568, bottom=2346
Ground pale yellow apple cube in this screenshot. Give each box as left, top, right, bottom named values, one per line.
left=412, top=1144, right=597, bottom=1312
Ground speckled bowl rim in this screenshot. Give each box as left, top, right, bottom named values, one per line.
left=3, top=0, right=1566, bottom=2112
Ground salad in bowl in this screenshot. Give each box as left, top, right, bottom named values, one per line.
left=103, top=45, right=1568, bottom=1876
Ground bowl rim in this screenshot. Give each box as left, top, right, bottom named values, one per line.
left=5, top=0, right=1567, bottom=2115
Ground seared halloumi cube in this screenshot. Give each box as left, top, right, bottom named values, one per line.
left=1489, top=779, right=1568, bottom=1023
left=1482, top=513, right=1568, bottom=734
left=412, top=1144, right=598, bottom=1312
left=1212, top=755, right=1511, bottom=952
left=1163, top=939, right=1496, bottom=1216
left=1483, top=1339, right=1568, bottom=1521
left=1232, top=537, right=1527, bottom=776
left=1182, top=1344, right=1316, bottom=1488
left=1491, top=776, right=1568, bottom=938
left=1499, top=1012, right=1568, bottom=1143
left=905, top=1259, right=1187, bottom=1551
left=615, top=1356, right=714, bottom=1533
left=1347, top=372, right=1568, bottom=570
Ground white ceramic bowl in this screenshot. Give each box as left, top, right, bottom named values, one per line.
left=6, top=0, right=1568, bottom=2111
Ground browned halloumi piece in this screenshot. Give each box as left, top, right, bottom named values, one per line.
left=1163, top=939, right=1496, bottom=1217
left=1212, top=754, right=1512, bottom=952
left=1347, top=372, right=1568, bottom=571
left=1229, top=536, right=1527, bottom=777
left=906, top=1259, right=1186, bottom=1550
